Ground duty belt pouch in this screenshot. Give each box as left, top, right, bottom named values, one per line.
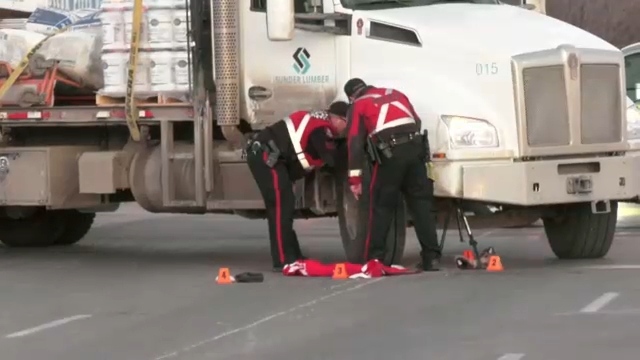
left=421, top=130, right=432, bottom=161
left=264, top=139, right=281, bottom=168
left=246, top=137, right=281, bottom=168
left=247, top=140, right=262, bottom=156
left=377, top=144, right=393, bottom=160
left=366, top=136, right=383, bottom=165
left=374, top=134, right=393, bottom=160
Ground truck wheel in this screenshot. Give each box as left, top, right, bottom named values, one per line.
left=0, top=209, right=66, bottom=247
left=336, top=166, right=407, bottom=265
left=543, top=201, right=618, bottom=259
left=54, top=211, right=96, bottom=246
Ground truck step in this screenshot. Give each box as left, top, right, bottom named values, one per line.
left=95, top=93, right=189, bottom=106
left=169, top=153, right=194, bottom=160
left=167, top=200, right=199, bottom=207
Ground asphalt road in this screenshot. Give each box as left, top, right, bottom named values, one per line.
left=1, top=204, right=640, bottom=360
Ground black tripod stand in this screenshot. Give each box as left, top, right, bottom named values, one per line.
left=437, top=202, right=495, bottom=270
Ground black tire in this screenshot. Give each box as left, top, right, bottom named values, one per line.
left=54, top=211, right=96, bottom=246
left=543, top=201, right=618, bottom=259
left=0, top=209, right=66, bottom=247
left=336, top=161, right=406, bottom=265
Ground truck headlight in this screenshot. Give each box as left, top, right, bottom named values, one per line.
left=441, top=115, right=499, bottom=149
left=627, top=104, right=640, bottom=141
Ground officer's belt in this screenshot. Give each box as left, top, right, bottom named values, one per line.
left=371, top=132, right=421, bottom=147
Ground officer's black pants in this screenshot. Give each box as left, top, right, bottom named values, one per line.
left=364, top=141, right=440, bottom=263
left=246, top=149, right=304, bottom=268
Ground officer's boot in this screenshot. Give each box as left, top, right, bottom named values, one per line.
left=417, top=251, right=441, bottom=272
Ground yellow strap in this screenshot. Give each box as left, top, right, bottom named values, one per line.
left=427, top=162, right=436, bottom=182
left=0, top=10, right=143, bottom=143
left=124, top=0, right=144, bottom=142
left=0, top=26, right=70, bottom=102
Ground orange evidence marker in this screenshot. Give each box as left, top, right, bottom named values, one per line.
left=216, top=267, right=234, bottom=284
left=332, top=263, right=348, bottom=279
left=463, top=249, right=475, bottom=261
left=486, top=255, right=504, bottom=272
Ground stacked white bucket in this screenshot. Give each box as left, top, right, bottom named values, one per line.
left=98, top=0, right=191, bottom=101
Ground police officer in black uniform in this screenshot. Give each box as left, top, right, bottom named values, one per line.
left=344, top=78, right=440, bottom=271
left=246, top=102, right=349, bottom=271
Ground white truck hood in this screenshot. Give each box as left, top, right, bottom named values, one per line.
left=362, top=4, right=618, bottom=56
left=349, top=4, right=622, bottom=158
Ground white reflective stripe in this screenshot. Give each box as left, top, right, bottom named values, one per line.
left=95, top=110, right=147, bottom=119
left=354, top=89, right=416, bottom=133
left=284, top=114, right=313, bottom=170
left=349, top=169, right=362, bottom=177
left=95, top=111, right=110, bottom=119
left=374, top=88, right=414, bottom=132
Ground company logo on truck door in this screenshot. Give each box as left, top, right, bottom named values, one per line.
left=293, top=47, right=311, bottom=74
left=274, top=47, right=329, bottom=84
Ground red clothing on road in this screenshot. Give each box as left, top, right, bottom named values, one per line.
left=282, top=259, right=419, bottom=278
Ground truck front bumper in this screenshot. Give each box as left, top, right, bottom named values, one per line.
left=433, top=154, right=639, bottom=206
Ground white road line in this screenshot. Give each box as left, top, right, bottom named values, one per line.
left=581, top=265, right=640, bottom=270
left=556, top=308, right=640, bottom=316
left=580, top=292, right=620, bottom=313
left=5, top=314, right=92, bottom=339
left=153, top=278, right=385, bottom=360
left=497, top=353, right=525, bottom=360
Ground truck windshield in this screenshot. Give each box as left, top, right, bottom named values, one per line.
left=341, top=0, right=500, bottom=10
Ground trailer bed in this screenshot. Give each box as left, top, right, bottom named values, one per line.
left=0, top=103, right=195, bottom=126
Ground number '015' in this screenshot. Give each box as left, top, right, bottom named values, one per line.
left=476, top=63, right=498, bottom=75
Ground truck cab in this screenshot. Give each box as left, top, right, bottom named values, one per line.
left=257, top=0, right=638, bottom=261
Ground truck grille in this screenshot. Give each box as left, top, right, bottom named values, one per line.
left=580, top=64, right=622, bottom=144
left=523, top=65, right=570, bottom=146
left=522, top=63, right=621, bottom=147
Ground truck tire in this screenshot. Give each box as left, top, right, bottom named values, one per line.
left=54, top=211, right=96, bottom=246
left=336, top=163, right=407, bottom=265
left=543, top=201, right=618, bottom=259
left=0, top=209, right=66, bottom=248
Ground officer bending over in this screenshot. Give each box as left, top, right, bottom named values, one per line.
left=344, top=78, right=441, bottom=271
left=246, top=102, right=349, bottom=272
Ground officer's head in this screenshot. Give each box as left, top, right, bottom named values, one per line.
left=343, top=78, right=367, bottom=102
left=327, top=101, right=349, bottom=136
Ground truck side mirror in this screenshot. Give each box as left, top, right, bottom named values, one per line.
left=266, top=0, right=295, bottom=41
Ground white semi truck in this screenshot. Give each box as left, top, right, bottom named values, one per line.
left=0, top=0, right=638, bottom=265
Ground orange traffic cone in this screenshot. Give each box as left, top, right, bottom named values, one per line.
left=216, top=267, right=234, bottom=284
left=332, top=263, right=348, bottom=279
left=486, top=255, right=504, bottom=272
left=463, top=249, right=475, bottom=261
